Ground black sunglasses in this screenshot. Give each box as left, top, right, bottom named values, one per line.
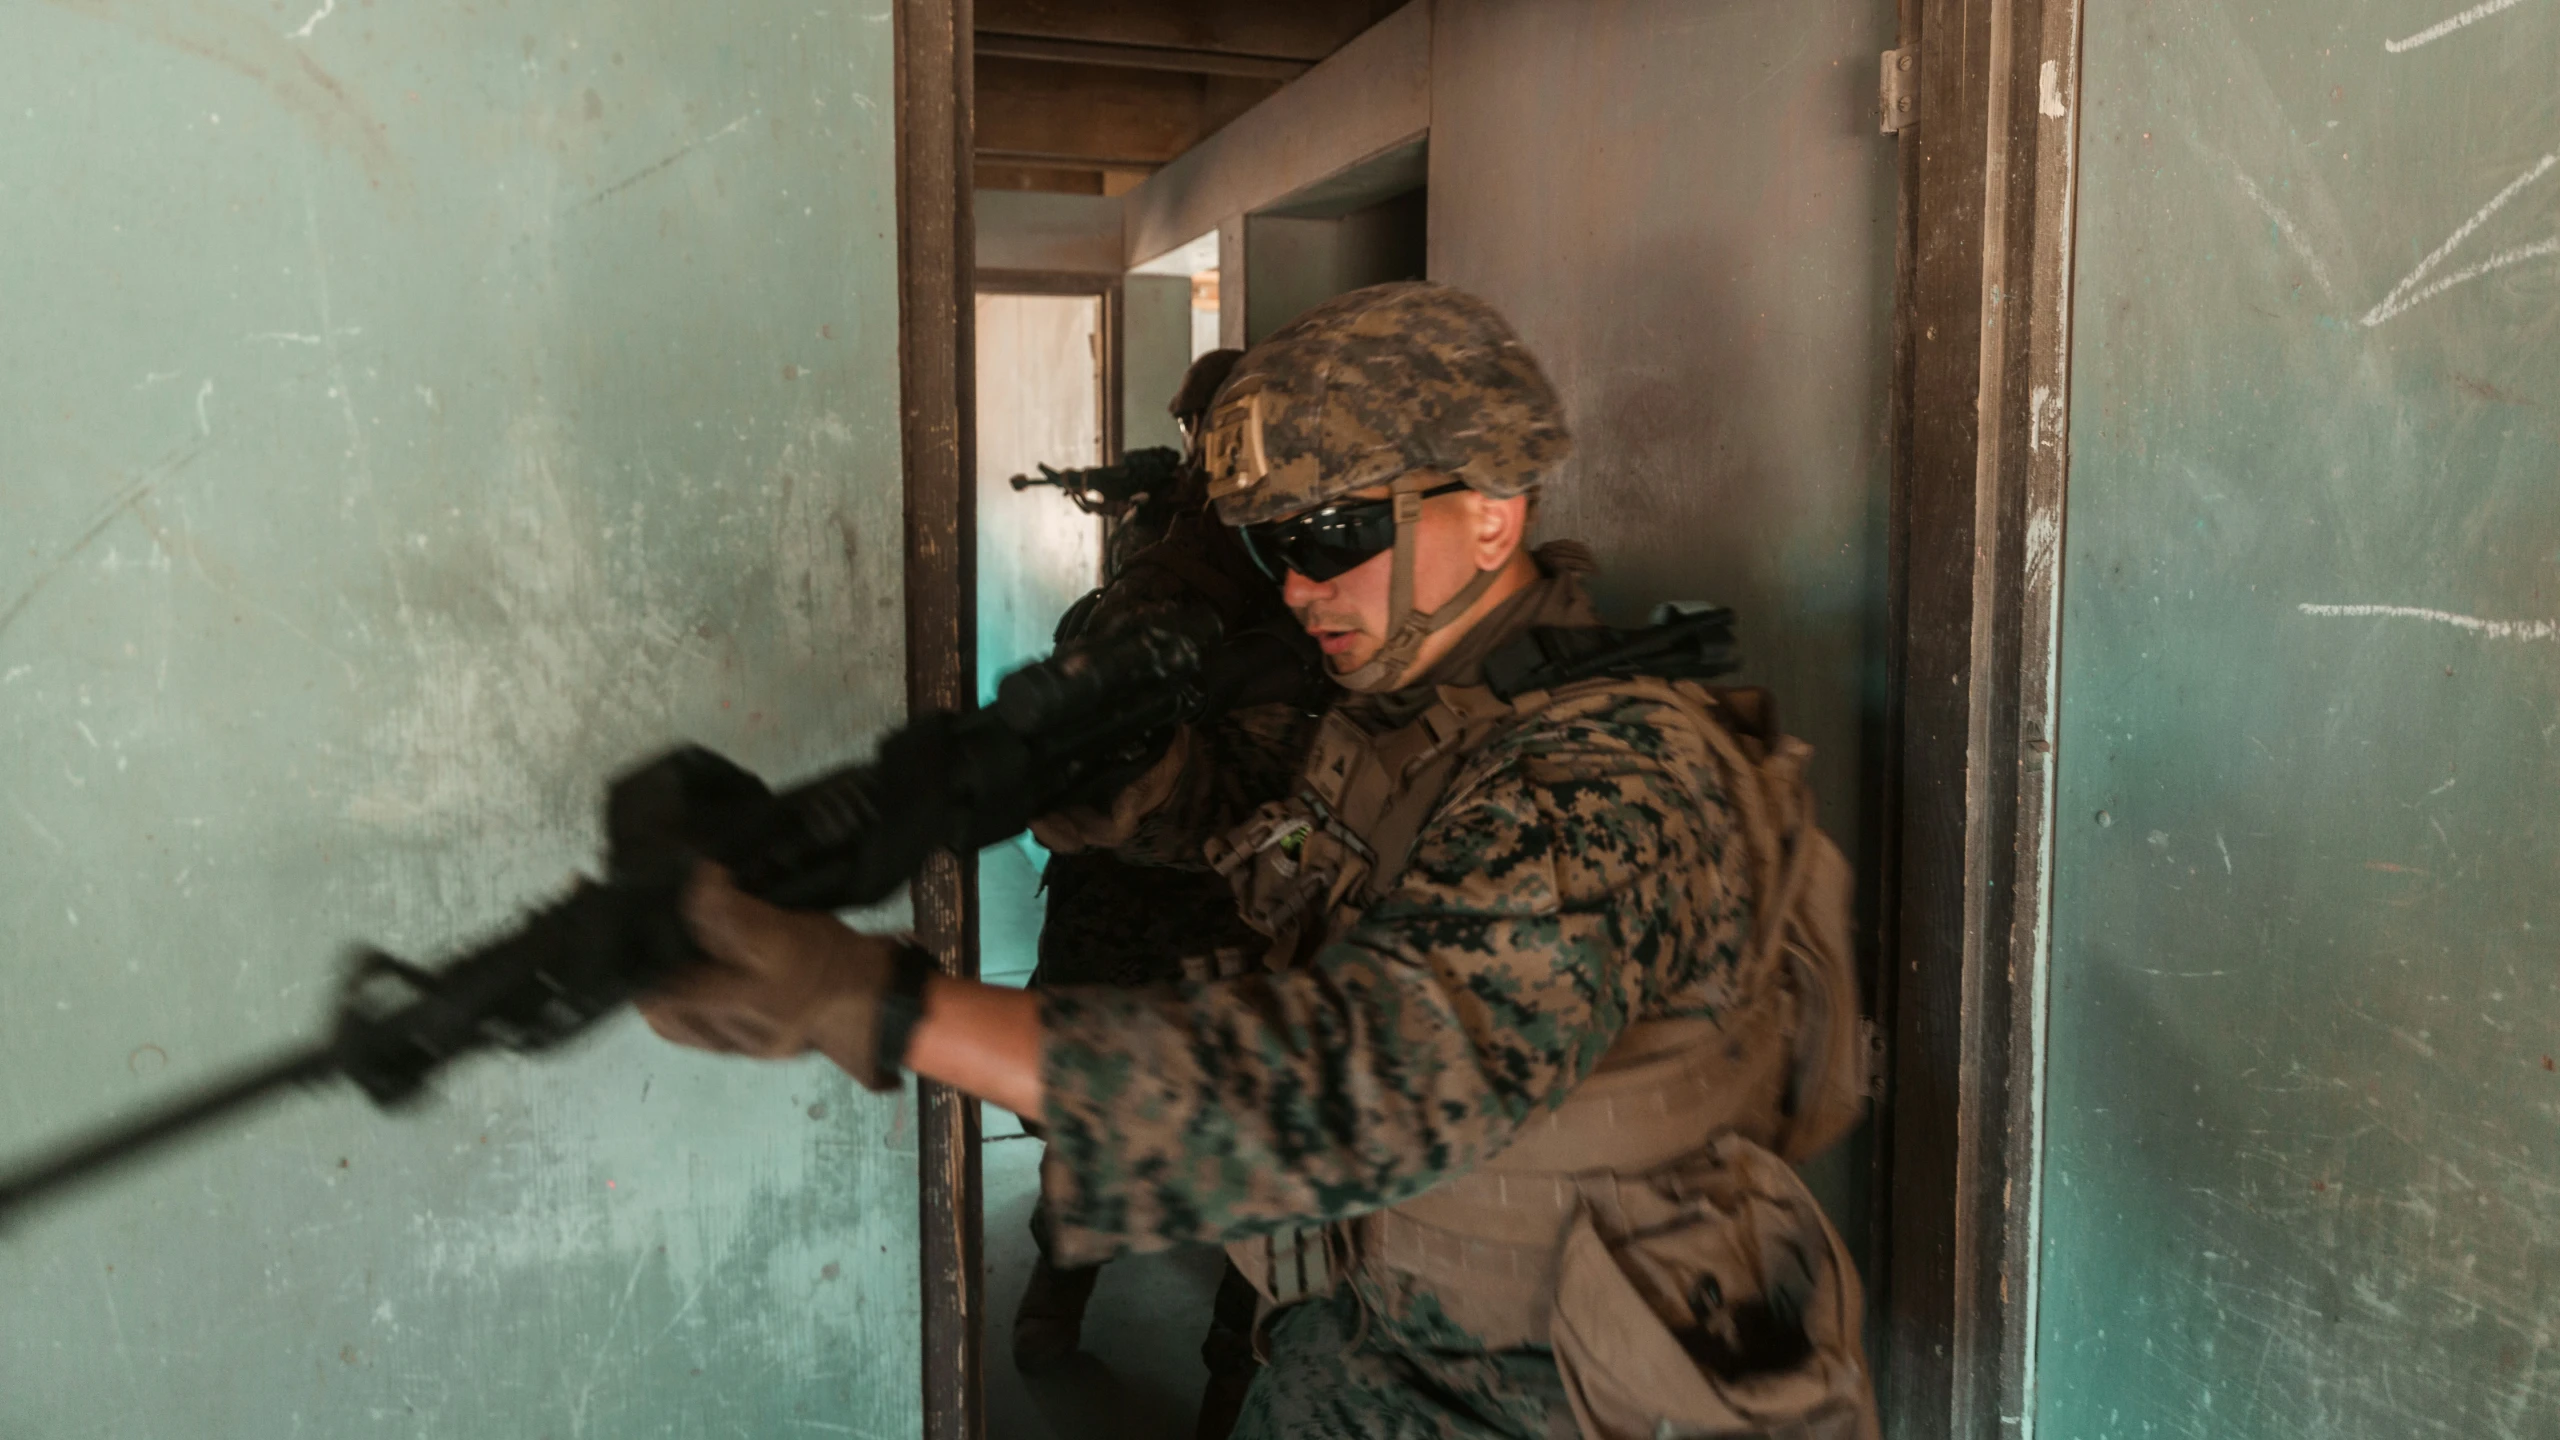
left=1236, top=481, right=1471, bottom=582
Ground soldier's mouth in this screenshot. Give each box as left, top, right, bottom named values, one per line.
left=1295, top=606, right=1367, bottom=656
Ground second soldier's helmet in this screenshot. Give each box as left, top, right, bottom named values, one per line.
left=1169, top=347, right=1245, bottom=436
left=1200, top=282, right=1572, bottom=527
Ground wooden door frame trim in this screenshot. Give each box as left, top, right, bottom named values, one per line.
left=896, top=2, right=981, bottom=1438
left=973, top=267, right=1116, bottom=294
left=1880, top=1, right=2085, bottom=1437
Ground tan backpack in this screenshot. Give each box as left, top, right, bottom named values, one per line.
left=1518, top=680, right=1881, bottom=1440
left=1632, top=681, right=1876, bottom=1165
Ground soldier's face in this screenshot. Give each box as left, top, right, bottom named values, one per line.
left=1278, top=485, right=1528, bottom=674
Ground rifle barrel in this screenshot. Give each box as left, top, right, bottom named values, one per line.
left=0, top=1042, right=341, bottom=1226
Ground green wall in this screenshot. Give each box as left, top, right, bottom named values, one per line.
left=0, top=3, right=918, bottom=1434
left=2041, top=2, right=2559, bottom=1434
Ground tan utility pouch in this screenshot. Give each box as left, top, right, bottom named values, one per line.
left=1549, top=1135, right=1879, bottom=1440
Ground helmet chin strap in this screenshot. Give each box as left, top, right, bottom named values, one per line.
left=1335, top=474, right=1502, bottom=694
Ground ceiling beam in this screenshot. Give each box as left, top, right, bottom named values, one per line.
left=977, top=147, right=1162, bottom=170
left=1120, top=0, right=1429, bottom=267
left=975, top=56, right=1279, bottom=169
left=975, top=33, right=1312, bottom=82
left=974, top=0, right=1406, bottom=62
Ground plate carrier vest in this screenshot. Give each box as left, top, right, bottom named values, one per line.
left=1203, top=617, right=1882, bottom=1440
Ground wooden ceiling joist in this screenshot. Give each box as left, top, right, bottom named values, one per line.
left=975, top=33, right=1312, bottom=82
left=974, top=55, right=1276, bottom=187
left=975, top=0, right=1405, bottom=60
left=971, top=0, right=1408, bottom=196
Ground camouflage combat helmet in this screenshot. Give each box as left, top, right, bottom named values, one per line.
left=1201, top=282, right=1570, bottom=526
left=1200, top=282, right=1572, bottom=691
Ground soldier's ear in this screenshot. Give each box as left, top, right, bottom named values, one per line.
left=1471, top=492, right=1530, bottom=570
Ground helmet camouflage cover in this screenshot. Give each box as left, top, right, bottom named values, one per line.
left=1203, top=282, right=1572, bottom=527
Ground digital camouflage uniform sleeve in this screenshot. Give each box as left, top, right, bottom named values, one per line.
left=1034, top=692, right=1754, bottom=1262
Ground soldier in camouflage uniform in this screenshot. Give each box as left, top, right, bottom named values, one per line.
left=640, top=283, right=1879, bottom=1440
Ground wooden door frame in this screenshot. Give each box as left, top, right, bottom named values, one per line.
left=1877, top=0, right=2085, bottom=1437
left=905, top=0, right=2101, bottom=1435
left=895, top=3, right=980, bottom=1439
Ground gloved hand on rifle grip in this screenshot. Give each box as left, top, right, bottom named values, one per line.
left=639, top=865, right=908, bottom=1092
left=1028, top=724, right=1192, bottom=854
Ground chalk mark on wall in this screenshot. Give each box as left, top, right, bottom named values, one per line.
left=2361, top=152, right=2559, bottom=327
left=287, top=0, right=336, bottom=41
left=2383, top=0, right=2540, bottom=54
left=2233, top=167, right=2341, bottom=303
left=244, top=327, right=361, bottom=346
left=2298, top=601, right=2559, bottom=641
left=2183, top=131, right=2345, bottom=306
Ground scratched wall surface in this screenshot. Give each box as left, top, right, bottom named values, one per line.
left=1428, top=0, right=1901, bottom=1259
left=0, top=4, right=918, bottom=1437
left=2040, top=3, right=2560, bottom=1435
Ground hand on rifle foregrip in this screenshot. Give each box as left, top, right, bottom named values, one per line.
left=1027, top=725, right=1193, bottom=854
left=640, top=865, right=905, bottom=1091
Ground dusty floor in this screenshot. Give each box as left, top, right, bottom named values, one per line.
left=979, top=842, right=1227, bottom=1440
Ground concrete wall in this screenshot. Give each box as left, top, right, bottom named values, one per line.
left=1428, top=0, right=1902, bottom=1240
left=976, top=190, right=1124, bottom=277
left=1244, top=188, right=1428, bottom=343
left=0, top=4, right=917, bottom=1434
left=1124, top=275, right=1197, bottom=453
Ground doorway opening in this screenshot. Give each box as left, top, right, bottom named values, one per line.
left=972, top=287, right=1107, bottom=987
left=970, top=279, right=1229, bottom=1439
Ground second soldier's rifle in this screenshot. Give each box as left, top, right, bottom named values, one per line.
left=0, top=610, right=1327, bottom=1228
left=1008, top=446, right=1184, bottom=517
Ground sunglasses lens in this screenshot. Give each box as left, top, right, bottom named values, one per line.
left=1236, top=484, right=1473, bottom=583
left=1242, top=503, right=1394, bottom=583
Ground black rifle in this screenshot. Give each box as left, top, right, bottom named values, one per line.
left=1482, top=602, right=1741, bottom=700
left=1008, top=446, right=1185, bottom=518
left=0, top=611, right=1325, bottom=1227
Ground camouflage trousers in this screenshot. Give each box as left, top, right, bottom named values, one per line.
left=1231, top=1291, right=1574, bottom=1440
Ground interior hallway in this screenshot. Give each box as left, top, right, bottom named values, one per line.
left=980, top=840, right=1226, bottom=1440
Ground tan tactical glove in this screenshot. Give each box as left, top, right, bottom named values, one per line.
left=1028, top=725, right=1192, bottom=854
left=639, top=865, right=929, bottom=1092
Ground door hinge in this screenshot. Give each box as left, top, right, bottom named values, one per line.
left=1880, top=46, right=1919, bottom=134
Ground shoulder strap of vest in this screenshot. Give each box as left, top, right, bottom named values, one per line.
left=1352, top=685, right=1523, bottom=902
left=1341, top=599, right=1746, bottom=906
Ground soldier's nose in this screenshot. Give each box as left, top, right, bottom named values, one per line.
left=1281, top=569, right=1328, bottom=607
